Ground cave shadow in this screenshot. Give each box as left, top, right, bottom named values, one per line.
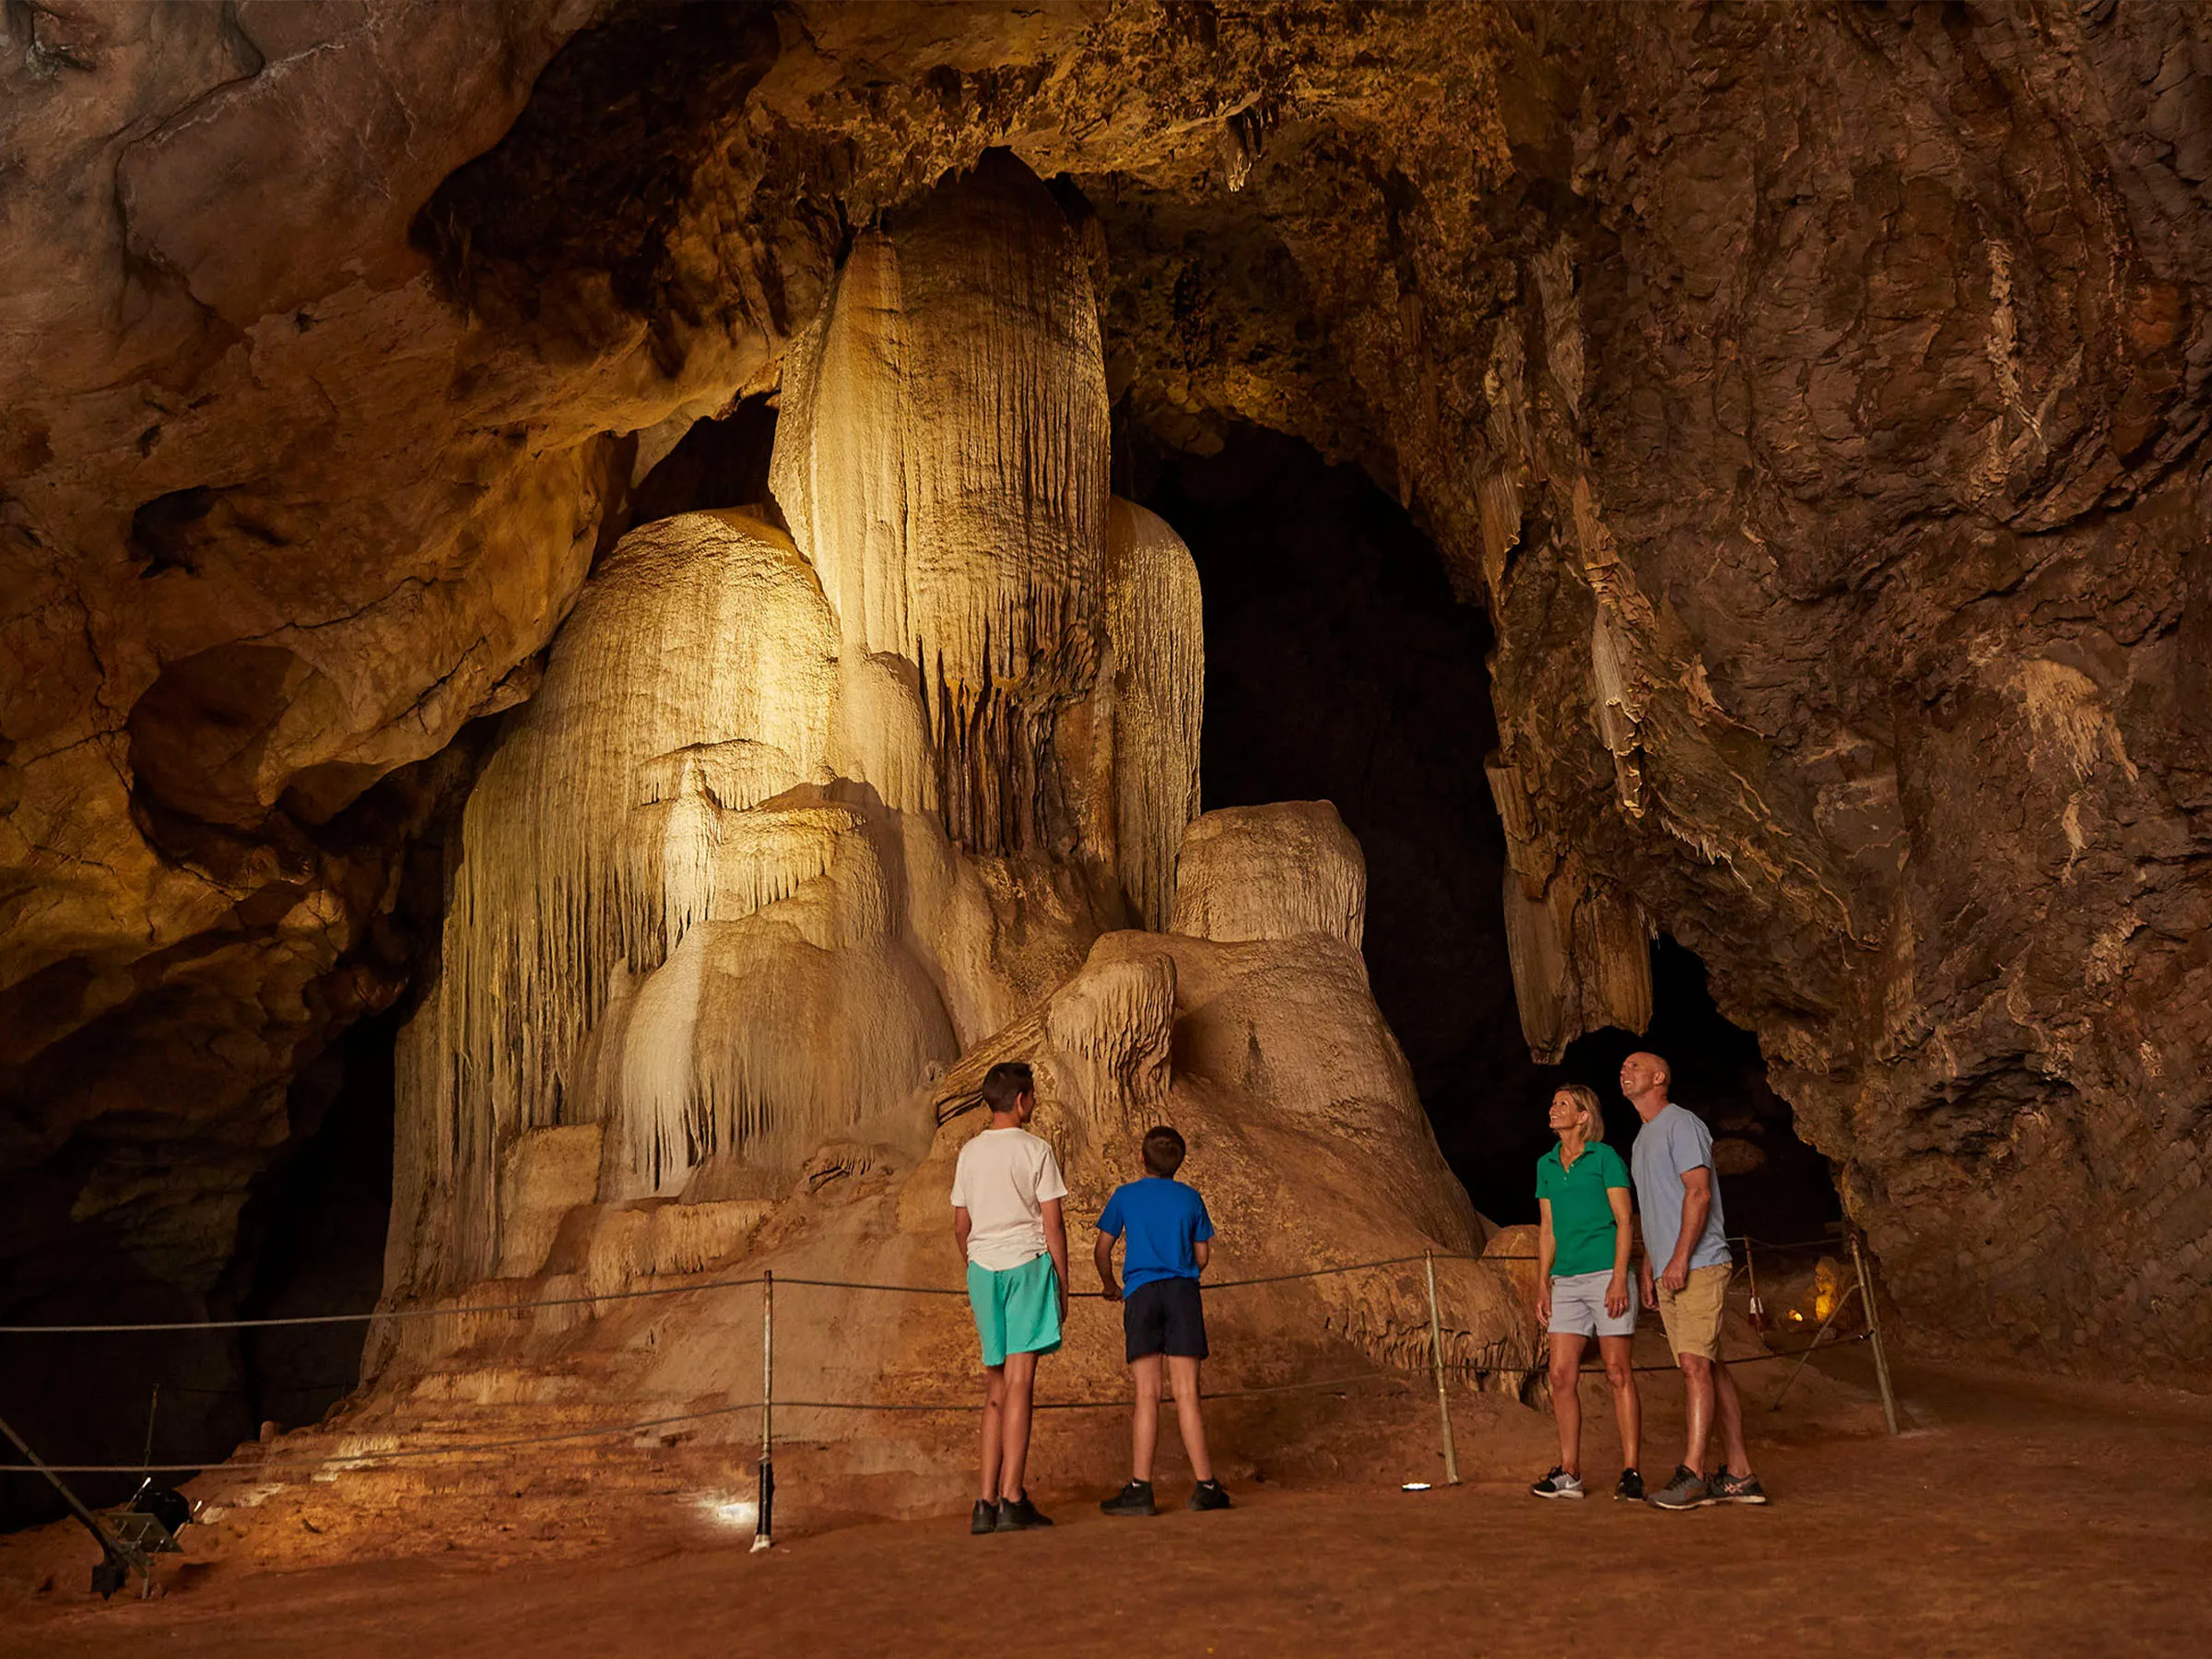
left=1124, top=421, right=1839, bottom=1242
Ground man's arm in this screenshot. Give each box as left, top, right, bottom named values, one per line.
left=1606, top=1186, right=1632, bottom=1317
left=1041, top=1196, right=1070, bottom=1315
left=953, top=1205, right=972, bottom=1265
left=1094, top=1228, right=1121, bottom=1301
left=1192, top=1240, right=1210, bottom=1271
left=1662, top=1166, right=1712, bottom=1292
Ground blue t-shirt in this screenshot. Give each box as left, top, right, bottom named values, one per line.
left=1096, top=1177, right=1214, bottom=1295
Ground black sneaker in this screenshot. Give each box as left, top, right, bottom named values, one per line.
left=1529, top=1466, right=1585, bottom=1500
left=1186, top=1479, right=1232, bottom=1512
left=970, top=1499, right=997, bottom=1535
left=994, top=1494, right=1053, bottom=1532
left=1646, top=1465, right=1708, bottom=1512
left=1709, top=1469, right=1769, bottom=1505
left=1614, top=1468, right=1645, bottom=1502
left=1100, top=1479, right=1157, bottom=1517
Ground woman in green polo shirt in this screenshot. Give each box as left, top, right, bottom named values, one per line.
left=1529, top=1083, right=1644, bottom=1501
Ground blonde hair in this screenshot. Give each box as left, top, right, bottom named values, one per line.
left=1555, top=1084, right=1606, bottom=1147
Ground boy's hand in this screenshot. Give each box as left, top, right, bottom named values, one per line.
left=1100, top=1273, right=1122, bottom=1303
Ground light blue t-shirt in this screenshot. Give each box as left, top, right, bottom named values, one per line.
left=1630, top=1103, right=1730, bottom=1273
left=1096, top=1177, right=1214, bottom=1296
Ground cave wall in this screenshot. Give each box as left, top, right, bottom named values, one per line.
left=4, top=0, right=2209, bottom=1376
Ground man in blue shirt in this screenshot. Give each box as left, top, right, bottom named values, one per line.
left=1093, top=1124, right=1231, bottom=1516
left=1625, top=1051, right=1768, bottom=1511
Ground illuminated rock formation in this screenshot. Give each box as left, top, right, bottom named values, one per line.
left=368, top=158, right=1520, bottom=1453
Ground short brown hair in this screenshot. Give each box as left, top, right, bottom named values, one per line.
left=982, top=1062, right=1033, bottom=1115
left=1140, top=1124, right=1186, bottom=1177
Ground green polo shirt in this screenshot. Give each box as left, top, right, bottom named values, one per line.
left=1535, top=1140, right=1631, bottom=1278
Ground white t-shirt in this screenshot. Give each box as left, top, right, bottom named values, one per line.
left=950, top=1125, right=1068, bottom=1271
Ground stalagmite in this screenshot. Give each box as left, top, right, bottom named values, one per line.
left=1105, top=500, right=1205, bottom=931
left=393, top=510, right=841, bottom=1285
left=1170, top=802, right=1367, bottom=949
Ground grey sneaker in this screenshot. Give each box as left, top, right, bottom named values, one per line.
left=1709, top=1469, right=1769, bottom=1505
left=1614, top=1467, right=1644, bottom=1502
left=1530, top=1466, right=1585, bottom=1500
left=1646, top=1465, right=1708, bottom=1511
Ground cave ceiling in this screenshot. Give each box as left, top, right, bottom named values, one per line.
left=3, top=0, right=2209, bottom=1371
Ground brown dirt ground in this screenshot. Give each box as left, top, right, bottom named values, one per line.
left=5, top=1350, right=2209, bottom=1659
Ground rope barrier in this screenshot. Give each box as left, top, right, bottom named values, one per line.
left=0, top=1241, right=1851, bottom=1336
left=2, top=1240, right=1897, bottom=1489
left=0, top=1274, right=767, bottom=1335
left=1460, top=1331, right=1874, bottom=1379
left=0, top=1373, right=1419, bottom=1475
left=0, top=1255, right=1458, bottom=1335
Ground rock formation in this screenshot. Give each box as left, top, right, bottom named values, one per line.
left=359, top=160, right=1521, bottom=1466
left=4, top=0, right=2209, bottom=1458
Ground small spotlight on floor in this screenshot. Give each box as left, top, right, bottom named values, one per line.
left=1400, top=1482, right=1433, bottom=1492
left=691, top=1492, right=759, bottom=1531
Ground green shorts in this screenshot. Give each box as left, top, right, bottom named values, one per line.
left=967, top=1253, right=1063, bottom=1367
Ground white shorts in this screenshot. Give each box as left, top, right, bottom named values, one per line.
left=1547, top=1269, right=1639, bottom=1339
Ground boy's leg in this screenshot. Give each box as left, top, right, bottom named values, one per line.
left=978, top=1364, right=1006, bottom=1502
left=1129, top=1354, right=1163, bottom=1482
left=998, top=1348, right=1039, bottom=1501
left=1547, top=1332, right=1587, bottom=1476
left=1165, top=1354, right=1213, bottom=1483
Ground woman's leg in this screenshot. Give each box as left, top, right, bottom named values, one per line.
left=1547, top=1331, right=1588, bottom=1475
left=1598, top=1334, right=1641, bottom=1472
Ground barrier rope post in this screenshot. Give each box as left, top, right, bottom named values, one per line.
left=1851, top=1233, right=1900, bottom=1435
left=752, top=1270, right=775, bottom=1552
left=1422, top=1251, right=1461, bottom=1486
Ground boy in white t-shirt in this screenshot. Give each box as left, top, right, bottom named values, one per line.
left=950, top=1060, right=1070, bottom=1534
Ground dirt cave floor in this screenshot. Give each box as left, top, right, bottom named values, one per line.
left=5, top=1351, right=2209, bottom=1659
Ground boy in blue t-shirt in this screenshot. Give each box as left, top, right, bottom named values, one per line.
left=1092, top=1124, right=1230, bottom=1516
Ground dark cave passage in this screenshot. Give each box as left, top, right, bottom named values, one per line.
left=1128, top=423, right=1840, bottom=1243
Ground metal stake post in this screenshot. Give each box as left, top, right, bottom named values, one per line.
left=752, top=1269, right=775, bottom=1551
left=1422, top=1252, right=1461, bottom=1487
left=1851, top=1233, right=1900, bottom=1435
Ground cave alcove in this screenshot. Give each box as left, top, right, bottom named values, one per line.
left=1124, top=421, right=1840, bottom=1243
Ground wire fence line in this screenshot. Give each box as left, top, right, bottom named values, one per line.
left=2, top=1236, right=1888, bottom=1478
left=0, top=1236, right=1853, bottom=1338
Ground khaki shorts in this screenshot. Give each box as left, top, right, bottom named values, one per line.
left=1655, top=1262, right=1729, bottom=1361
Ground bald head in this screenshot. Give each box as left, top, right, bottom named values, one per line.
left=1620, top=1051, right=1672, bottom=1121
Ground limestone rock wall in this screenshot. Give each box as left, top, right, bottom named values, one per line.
left=6, top=1, right=2211, bottom=1378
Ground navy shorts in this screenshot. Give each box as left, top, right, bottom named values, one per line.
left=1124, top=1277, right=1208, bottom=1361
